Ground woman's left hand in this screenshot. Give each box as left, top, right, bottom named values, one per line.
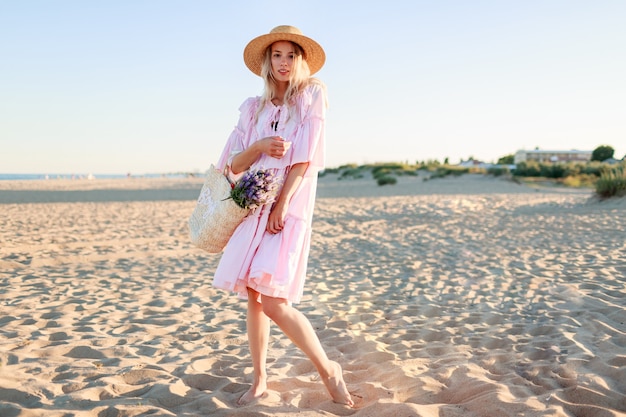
left=265, top=162, right=307, bottom=235
left=267, top=203, right=287, bottom=234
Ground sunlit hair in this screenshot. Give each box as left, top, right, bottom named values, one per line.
left=256, top=41, right=326, bottom=122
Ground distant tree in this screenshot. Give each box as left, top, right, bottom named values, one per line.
left=497, top=154, right=514, bottom=165
left=591, top=145, right=614, bottom=162
left=444, top=157, right=449, bottom=164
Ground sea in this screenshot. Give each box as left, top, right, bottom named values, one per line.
left=0, top=173, right=192, bottom=181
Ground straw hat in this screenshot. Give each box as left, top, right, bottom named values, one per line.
left=243, top=25, right=326, bottom=76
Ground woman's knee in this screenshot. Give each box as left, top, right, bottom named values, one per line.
left=260, top=296, right=288, bottom=320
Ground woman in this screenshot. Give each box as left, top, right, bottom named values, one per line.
left=212, top=26, right=353, bottom=407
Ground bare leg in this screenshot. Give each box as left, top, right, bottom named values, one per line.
left=238, top=288, right=271, bottom=405
left=261, top=295, right=353, bottom=406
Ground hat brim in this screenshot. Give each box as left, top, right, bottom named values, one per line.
left=243, top=32, right=325, bottom=77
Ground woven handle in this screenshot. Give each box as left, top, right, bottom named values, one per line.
left=223, top=165, right=235, bottom=187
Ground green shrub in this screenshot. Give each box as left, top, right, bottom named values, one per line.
left=320, top=168, right=339, bottom=176
left=371, top=163, right=420, bottom=177
left=595, top=166, right=626, bottom=198
left=372, top=168, right=392, bottom=179
left=445, top=166, right=469, bottom=176
left=428, top=171, right=446, bottom=180
left=339, top=167, right=364, bottom=180
left=497, top=154, right=515, bottom=165
left=371, top=163, right=404, bottom=175
left=562, top=162, right=583, bottom=177
left=591, top=145, right=615, bottom=162
left=514, top=161, right=541, bottom=177
left=488, top=166, right=509, bottom=176
left=377, top=175, right=397, bottom=186
left=581, top=161, right=606, bottom=177
left=451, top=168, right=467, bottom=176
left=554, top=164, right=567, bottom=178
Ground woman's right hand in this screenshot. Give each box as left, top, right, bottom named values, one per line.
left=231, top=136, right=292, bottom=174
left=257, top=136, right=291, bottom=159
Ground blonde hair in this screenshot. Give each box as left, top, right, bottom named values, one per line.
left=256, top=41, right=325, bottom=122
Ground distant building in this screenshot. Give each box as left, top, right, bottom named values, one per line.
left=514, top=149, right=592, bottom=164
left=458, top=159, right=492, bottom=169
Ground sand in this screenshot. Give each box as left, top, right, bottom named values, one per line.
left=1, top=174, right=625, bottom=417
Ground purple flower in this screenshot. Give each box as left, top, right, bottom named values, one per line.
left=229, top=169, right=281, bottom=209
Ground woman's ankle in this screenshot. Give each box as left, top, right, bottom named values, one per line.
left=253, top=372, right=267, bottom=386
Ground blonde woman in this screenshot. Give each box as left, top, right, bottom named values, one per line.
left=213, top=26, right=353, bottom=407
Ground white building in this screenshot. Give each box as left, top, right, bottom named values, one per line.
left=514, top=149, right=592, bottom=164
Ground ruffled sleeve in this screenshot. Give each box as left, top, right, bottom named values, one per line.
left=289, top=82, right=327, bottom=172
left=216, top=97, right=259, bottom=171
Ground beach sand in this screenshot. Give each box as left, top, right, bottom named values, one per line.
left=1, top=174, right=625, bottom=416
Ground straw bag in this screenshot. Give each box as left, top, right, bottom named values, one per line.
left=188, top=166, right=249, bottom=253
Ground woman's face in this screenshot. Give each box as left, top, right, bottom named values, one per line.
left=270, top=41, right=296, bottom=83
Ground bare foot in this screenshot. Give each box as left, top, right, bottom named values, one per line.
left=237, top=379, right=267, bottom=406
left=322, top=361, right=354, bottom=407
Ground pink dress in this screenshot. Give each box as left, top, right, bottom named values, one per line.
left=212, top=82, right=326, bottom=304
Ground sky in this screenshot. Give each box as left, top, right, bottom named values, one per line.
left=1, top=0, right=624, bottom=175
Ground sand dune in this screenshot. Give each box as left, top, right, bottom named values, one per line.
left=1, top=174, right=625, bottom=416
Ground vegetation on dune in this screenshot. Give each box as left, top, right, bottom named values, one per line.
left=487, top=166, right=510, bottom=177
left=319, top=147, right=625, bottom=196
left=320, top=161, right=489, bottom=186
left=513, top=161, right=607, bottom=179
left=512, top=160, right=625, bottom=194
left=595, top=165, right=626, bottom=198
left=426, top=165, right=474, bottom=180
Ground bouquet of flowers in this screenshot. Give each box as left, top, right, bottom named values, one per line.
left=228, top=169, right=281, bottom=210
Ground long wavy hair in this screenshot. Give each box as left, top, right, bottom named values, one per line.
left=256, top=41, right=325, bottom=122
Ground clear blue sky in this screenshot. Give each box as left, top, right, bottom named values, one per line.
left=1, top=0, right=624, bottom=175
